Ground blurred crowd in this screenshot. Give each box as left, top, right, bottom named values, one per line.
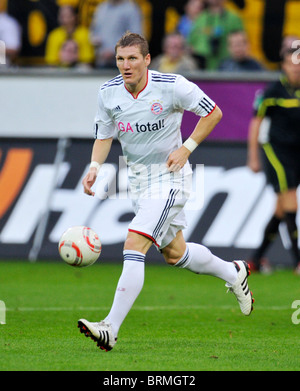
left=0, top=0, right=299, bottom=72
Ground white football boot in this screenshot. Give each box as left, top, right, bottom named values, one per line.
left=78, top=319, right=117, bottom=351
left=225, top=261, right=254, bottom=316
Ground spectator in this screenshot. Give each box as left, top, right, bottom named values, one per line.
left=59, top=39, right=79, bottom=68
left=45, top=5, right=94, bottom=67
left=90, top=0, right=142, bottom=68
left=0, top=0, right=22, bottom=66
left=187, top=0, right=244, bottom=70
left=150, top=32, right=198, bottom=74
left=219, top=30, right=265, bottom=72
left=177, top=0, right=204, bottom=39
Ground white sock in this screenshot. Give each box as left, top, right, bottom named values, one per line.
left=105, top=250, right=145, bottom=337
left=175, top=242, right=237, bottom=284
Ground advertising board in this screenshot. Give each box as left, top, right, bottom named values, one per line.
left=1, top=138, right=296, bottom=267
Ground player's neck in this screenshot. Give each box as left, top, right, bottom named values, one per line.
left=125, top=70, right=148, bottom=98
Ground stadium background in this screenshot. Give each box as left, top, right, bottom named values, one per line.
left=1, top=0, right=300, bottom=267
left=4, top=0, right=300, bottom=69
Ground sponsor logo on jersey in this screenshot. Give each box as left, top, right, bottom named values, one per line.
left=118, top=119, right=165, bottom=133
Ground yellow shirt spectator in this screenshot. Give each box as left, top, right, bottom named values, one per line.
left=45, top=5, right=94, bottom=66
left=45, top=26, right=94, bottom=65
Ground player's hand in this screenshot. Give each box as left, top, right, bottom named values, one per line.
left=82, top=168, right=97, bottom=196
left=166, top=146, right=190, bottom=172
left=247, top=156, right=261, bottom=173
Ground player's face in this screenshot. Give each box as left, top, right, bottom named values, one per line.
left=116, top=45, right=151, bottom=93
left=282, top=54, right=300, bottom=86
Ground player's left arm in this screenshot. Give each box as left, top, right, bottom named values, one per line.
left=166, top=105, right=222, bottom=172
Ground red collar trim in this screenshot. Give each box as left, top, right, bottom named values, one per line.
left=124, top=70, right=148, bottom=99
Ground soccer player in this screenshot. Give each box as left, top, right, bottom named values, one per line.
left=78, top=32, right=254, bottom=351
left=247, top=47, right=300, bottom=274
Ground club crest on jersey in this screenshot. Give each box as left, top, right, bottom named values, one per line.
left=151, top=102, right=163, bottom=115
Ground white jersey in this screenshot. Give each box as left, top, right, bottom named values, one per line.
left=94, top=70, right=216, bottom=194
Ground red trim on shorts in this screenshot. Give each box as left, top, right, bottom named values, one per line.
left=128, top=229, right=159, bottom=247
left=203, top=103, right=216, bottom=117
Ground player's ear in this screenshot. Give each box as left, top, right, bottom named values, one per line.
left=145, top=53, right=151, bottom=67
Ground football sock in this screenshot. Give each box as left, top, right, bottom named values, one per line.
left=284, top=212, right=300, bottom=267
left=174, top=242, right=237, bottom=285
left=105, top=250, right=145, bottom=337
left=252, top=214, right=281, bottom=265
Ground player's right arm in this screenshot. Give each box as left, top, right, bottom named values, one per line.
left=82, top=137, right=113, bottom=196
left=83, top=84, right=115, bottom=196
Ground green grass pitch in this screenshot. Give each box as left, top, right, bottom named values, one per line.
left=0, top=260, right=300, bottom=372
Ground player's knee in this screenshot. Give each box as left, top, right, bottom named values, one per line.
left=124, top=235, right=135, bottom=250
left=123, top=231, right=152, bottom=254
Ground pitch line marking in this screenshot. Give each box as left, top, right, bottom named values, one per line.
left=6, top=305, right=291, bottom=312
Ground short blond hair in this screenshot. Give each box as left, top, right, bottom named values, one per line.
left=115, top=32, right=149, bottom=57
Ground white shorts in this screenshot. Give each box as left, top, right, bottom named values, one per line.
left=128, top=179, right=191, bottom=250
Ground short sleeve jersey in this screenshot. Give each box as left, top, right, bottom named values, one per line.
left=94, top=70, right=216, bottom=185
left=255, top=77, right=300, bottom=147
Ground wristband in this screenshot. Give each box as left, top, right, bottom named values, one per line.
left=183, top=138, right=198, bottom=153
left=90, top=161, right=101, bottom=175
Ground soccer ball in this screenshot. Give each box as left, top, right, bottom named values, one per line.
left=58, top=226, right=101, bottom=267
